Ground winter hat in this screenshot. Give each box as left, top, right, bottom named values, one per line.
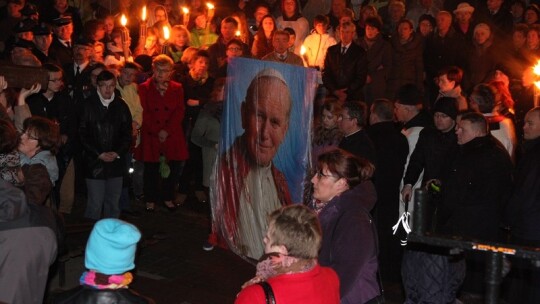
left=85, top=219, right=141, bottom=275
left=453, top=2, right=475, bottom=14
left=433, top=97, right=458, bottom=120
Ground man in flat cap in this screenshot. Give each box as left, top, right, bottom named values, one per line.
left=1, top=18, right=35, bottom=59
left=49, top=16, right=74, bottom=66
left=63, top=37, right=93, bottom=104
left=32, top=23, right=53, bottom=64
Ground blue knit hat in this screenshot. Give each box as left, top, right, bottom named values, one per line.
left=85, top=219, right=141, bottom=275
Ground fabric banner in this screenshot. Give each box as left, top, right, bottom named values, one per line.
left=210, top=57, right=317, bottom=260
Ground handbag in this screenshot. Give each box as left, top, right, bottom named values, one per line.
left=257, top=281, right=276, bottom=304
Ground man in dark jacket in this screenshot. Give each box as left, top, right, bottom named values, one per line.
left=323, top=22, right=368, bottom=102
left=358, top=17, right=392, bottom=105
left=437, top=112, right=512, bottom=241
left=338, top=101, right=377, bottom=165
left=400, top=97, right=460, bottom=303
left=504, top=107, right=540, bottom=303
left=437, top=112, right=513, bottom=299
left=48, top=16, right=74, bottom=67
left=367, top=98, right=408, bottom=283
left=79, top=70, right=132, bottom=220
left=401, top=97, right=459, bottom=221
left=31, top=22, right=53, bottom=64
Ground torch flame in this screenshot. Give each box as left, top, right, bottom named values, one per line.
left=534, top=60, right=540, bottom=76
left=206, top=2, right=214, bottom=9
left=121, top=14, right=127, bottom=27
left=142, top=6, right=147, bottom=21
left=300, top=45, right=306, bottom=55
left=534, top=60, right=540, bottom=89
left=182, top=6, right=189, bottom=14
left=163, top=26, right=170, bottom=40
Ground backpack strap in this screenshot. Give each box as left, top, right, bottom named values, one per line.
left=257, top=281, right=276, bottom=304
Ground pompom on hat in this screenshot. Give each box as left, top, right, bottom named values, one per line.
left=85, top=219, right=141, bottom=275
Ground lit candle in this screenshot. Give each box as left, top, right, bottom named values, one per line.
left=161, top=25, right=170, bottom=54
left=534, top=60, right=540, bottom=107
left=140, top=6, right=147, bottom=38
left=300, top=45, right=308, bottom=66
left=235, top=30, right=241, bottom=37
left=120, top=15, right=131, bottom=62
left=206, top=3, right=215, bottom=21
left=182, top=7, right=190, bottom=28
left=120, top=14, right=128, bottom=43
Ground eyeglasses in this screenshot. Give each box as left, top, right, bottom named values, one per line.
left=315, top=170, right=338, bottom=179
left=22, top=131, right=38, bottom=141
left=227, top=47, right=242, bottom=51
left=337, top=115, right=353, bottom=121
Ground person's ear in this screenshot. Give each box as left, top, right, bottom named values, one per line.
left=276, top=244, right=289, bottom=255
left=335, top=177, right=349, bottom=190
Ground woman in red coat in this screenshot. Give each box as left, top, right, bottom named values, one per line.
left=136, top=55, right=188, bottom=211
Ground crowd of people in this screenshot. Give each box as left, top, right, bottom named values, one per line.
left=1, top=0, right=540, bottom=302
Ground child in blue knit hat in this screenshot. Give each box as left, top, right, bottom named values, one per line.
left=51, top=219, right=156, bottom=303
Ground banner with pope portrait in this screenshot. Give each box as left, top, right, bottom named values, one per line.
left=210, top=57, right=317, bottom=260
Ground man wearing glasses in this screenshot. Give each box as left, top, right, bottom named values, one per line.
left=79, top=69, right=132, bottom=220
left=25, top=63, right=77, bottom=213
left=337, top=101, right=376, bottom=164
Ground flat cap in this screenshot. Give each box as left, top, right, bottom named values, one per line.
left=51, top=16, right=73, bottom=27
left=13, top=19, right=37, bottom=33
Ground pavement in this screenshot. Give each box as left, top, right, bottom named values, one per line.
left=45, top=193, right=406, bottom=304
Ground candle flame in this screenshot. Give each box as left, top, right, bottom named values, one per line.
left=235, top=30, right=241, bottom=37
left=534, top=60, right=540, bottom=76
left=182, top=6, right=189, bottom=14
left=163, top=26, right=170, bottom=40
left=121, top=14, right=127, bottom=27
left=300, top=45, right=306, bottom=55
left=206, top=2, right=214, bottom=9
left=142, top=6, right=147, bottom=21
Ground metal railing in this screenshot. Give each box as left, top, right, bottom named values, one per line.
left=408, top=189, right=540, bottom=304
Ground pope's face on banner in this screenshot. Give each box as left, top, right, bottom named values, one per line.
left=242, top=76, right=291, bottom=167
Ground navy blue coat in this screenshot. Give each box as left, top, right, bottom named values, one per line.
left=318, top=181, right=380, bottom=304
